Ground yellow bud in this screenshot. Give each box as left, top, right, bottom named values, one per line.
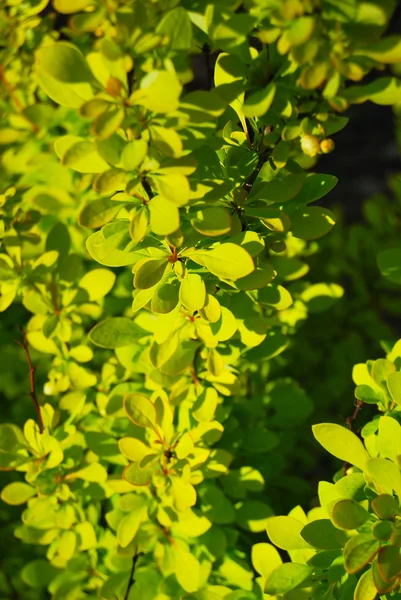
left=300, top=134, right=320, bottom=157
left=320, top=138, right=335, bottom=154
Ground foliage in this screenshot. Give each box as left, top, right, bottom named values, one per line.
left=1, top=0, right=401, bottom=599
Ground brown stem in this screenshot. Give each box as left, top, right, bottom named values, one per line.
left=17, top=328, right=44, bottom=433
left=0, top=65, right=24, bottom=112
left=123, top=550, right=141, bottom=600
left=343, top=400, right=363, bottom=474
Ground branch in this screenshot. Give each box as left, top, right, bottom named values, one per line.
left=17, top=328, right=44, bottom=433
left=123, top=550, right=141, bottom=600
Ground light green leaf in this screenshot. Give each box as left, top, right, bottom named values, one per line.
left=1, top=482, right=36, bottom=505
left=191, top=207, right=232, bottom=237
left=354, top=36, right=401, bottom=64
left=193, top=387, right=218, bottom=422
left=89, top=317, right=143, bottom=348
left=62, top=141, right=110, bottom=173
left=354, top=567, right=377, bottom=600
left=179, top=274, right=206, bottom=312
left=134, top=71, right=182, bottom=113
left=53, top=0, right=94, bottom=14
left=365, top=458, right=401, bottom=498
left=265, top=563, right=313, bottom=595
left=124, top=394, right=157, bottom=431
left=312, top=423, right=369, bottom=469
left=79, top=198, right=121, bottom=229
left=150, top=126, right=182, bottom=158
left=251, top=542, right=282, bottom=579
left=118, top=438, right=151, bottom=462
left=149, top=196, right=180, bottom=236
left=36, top=42, right=94, bottom=83
left=79, top=269, right=115, bottom=301
left=117, top=495, right=147, bottom=548
left=122, top=139, right=148, bottom=170
left=266, top=516, right=312, bottom=550
left=174, top=546, right=201, bottom=593
left=243, top=83, right=276, bottom=118
left=134, top=258, right=169, bottom=290
left=70, top=462, right=108, bottom=483
left=188, top=243, right=254, bottom=281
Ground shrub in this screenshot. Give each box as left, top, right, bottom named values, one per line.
left=1, top=1, right=401, bottom=599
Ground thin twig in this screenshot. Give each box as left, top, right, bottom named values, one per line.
left=123, top=550, right=141, bottom=600
left=16, top=328, right=44, bottom=433
left=343, top=400, right=363, bottom=474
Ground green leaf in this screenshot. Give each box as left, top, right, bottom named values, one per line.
left=251, top=542, right=282, bottom=579
left=123, top=462, right=154, bottom=486
left=179, top=274, right=206, bottom=312
left=149, top=196, right=180, bottom=236
left=300, top=283, right=344, bottom=313
left=156, top=7, right=193, bottom=50
left=62, top=141, right=110, bottom=173
left=312, top=423, right=369, bottom=469
left=243, top=83, right=276, bottom=118
left=345, top=77, right=401, bottom=105
left=377, top=545, right=401, bottom=582
left=134, top=258, right=169, bottom=290
left=1, top=482, right=36, bottom=505
left=377, top=248, right=401, bottom=285
left=266, top=516, right=312, bottom=550
left=265, top=563, right=313, bottom=595
left=36, top=42, right=94, bottom=83
left=331, top=499, right=370, bottom=530
left=291, top=207, right=336, bottom=240
left=188, top=243, right=254, bottom=280
left=191, top=207, right=232, bottom=237
left=354, top=568, right=377, bottom=600
left=287, top=16, right=315, bottom=46
left=124, top=394, right=157, bottom=430
left=371, top=494, right=399, bottom=520
left=79, top=198, right=121, bottom=229
left=235, top=263, right=276, bottom=291
left=387, top=372, right=401, bottom=405
left=301, top=519, right=346, bottom=549
left=122, top=139, right=148, bottom=170
left=344, top=533, right=380, bottom=574
left=89, top=317, right=143, bottom=348
left=21, top=560, right=59, bottom=589
left=151, top=281, right=179, bottom=314
left=236, top=500, right=273, bottom=532
left=354, top=36, right=401, bottom=64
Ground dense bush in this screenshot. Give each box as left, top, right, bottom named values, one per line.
left=1, top=1, right=401, bottom=599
